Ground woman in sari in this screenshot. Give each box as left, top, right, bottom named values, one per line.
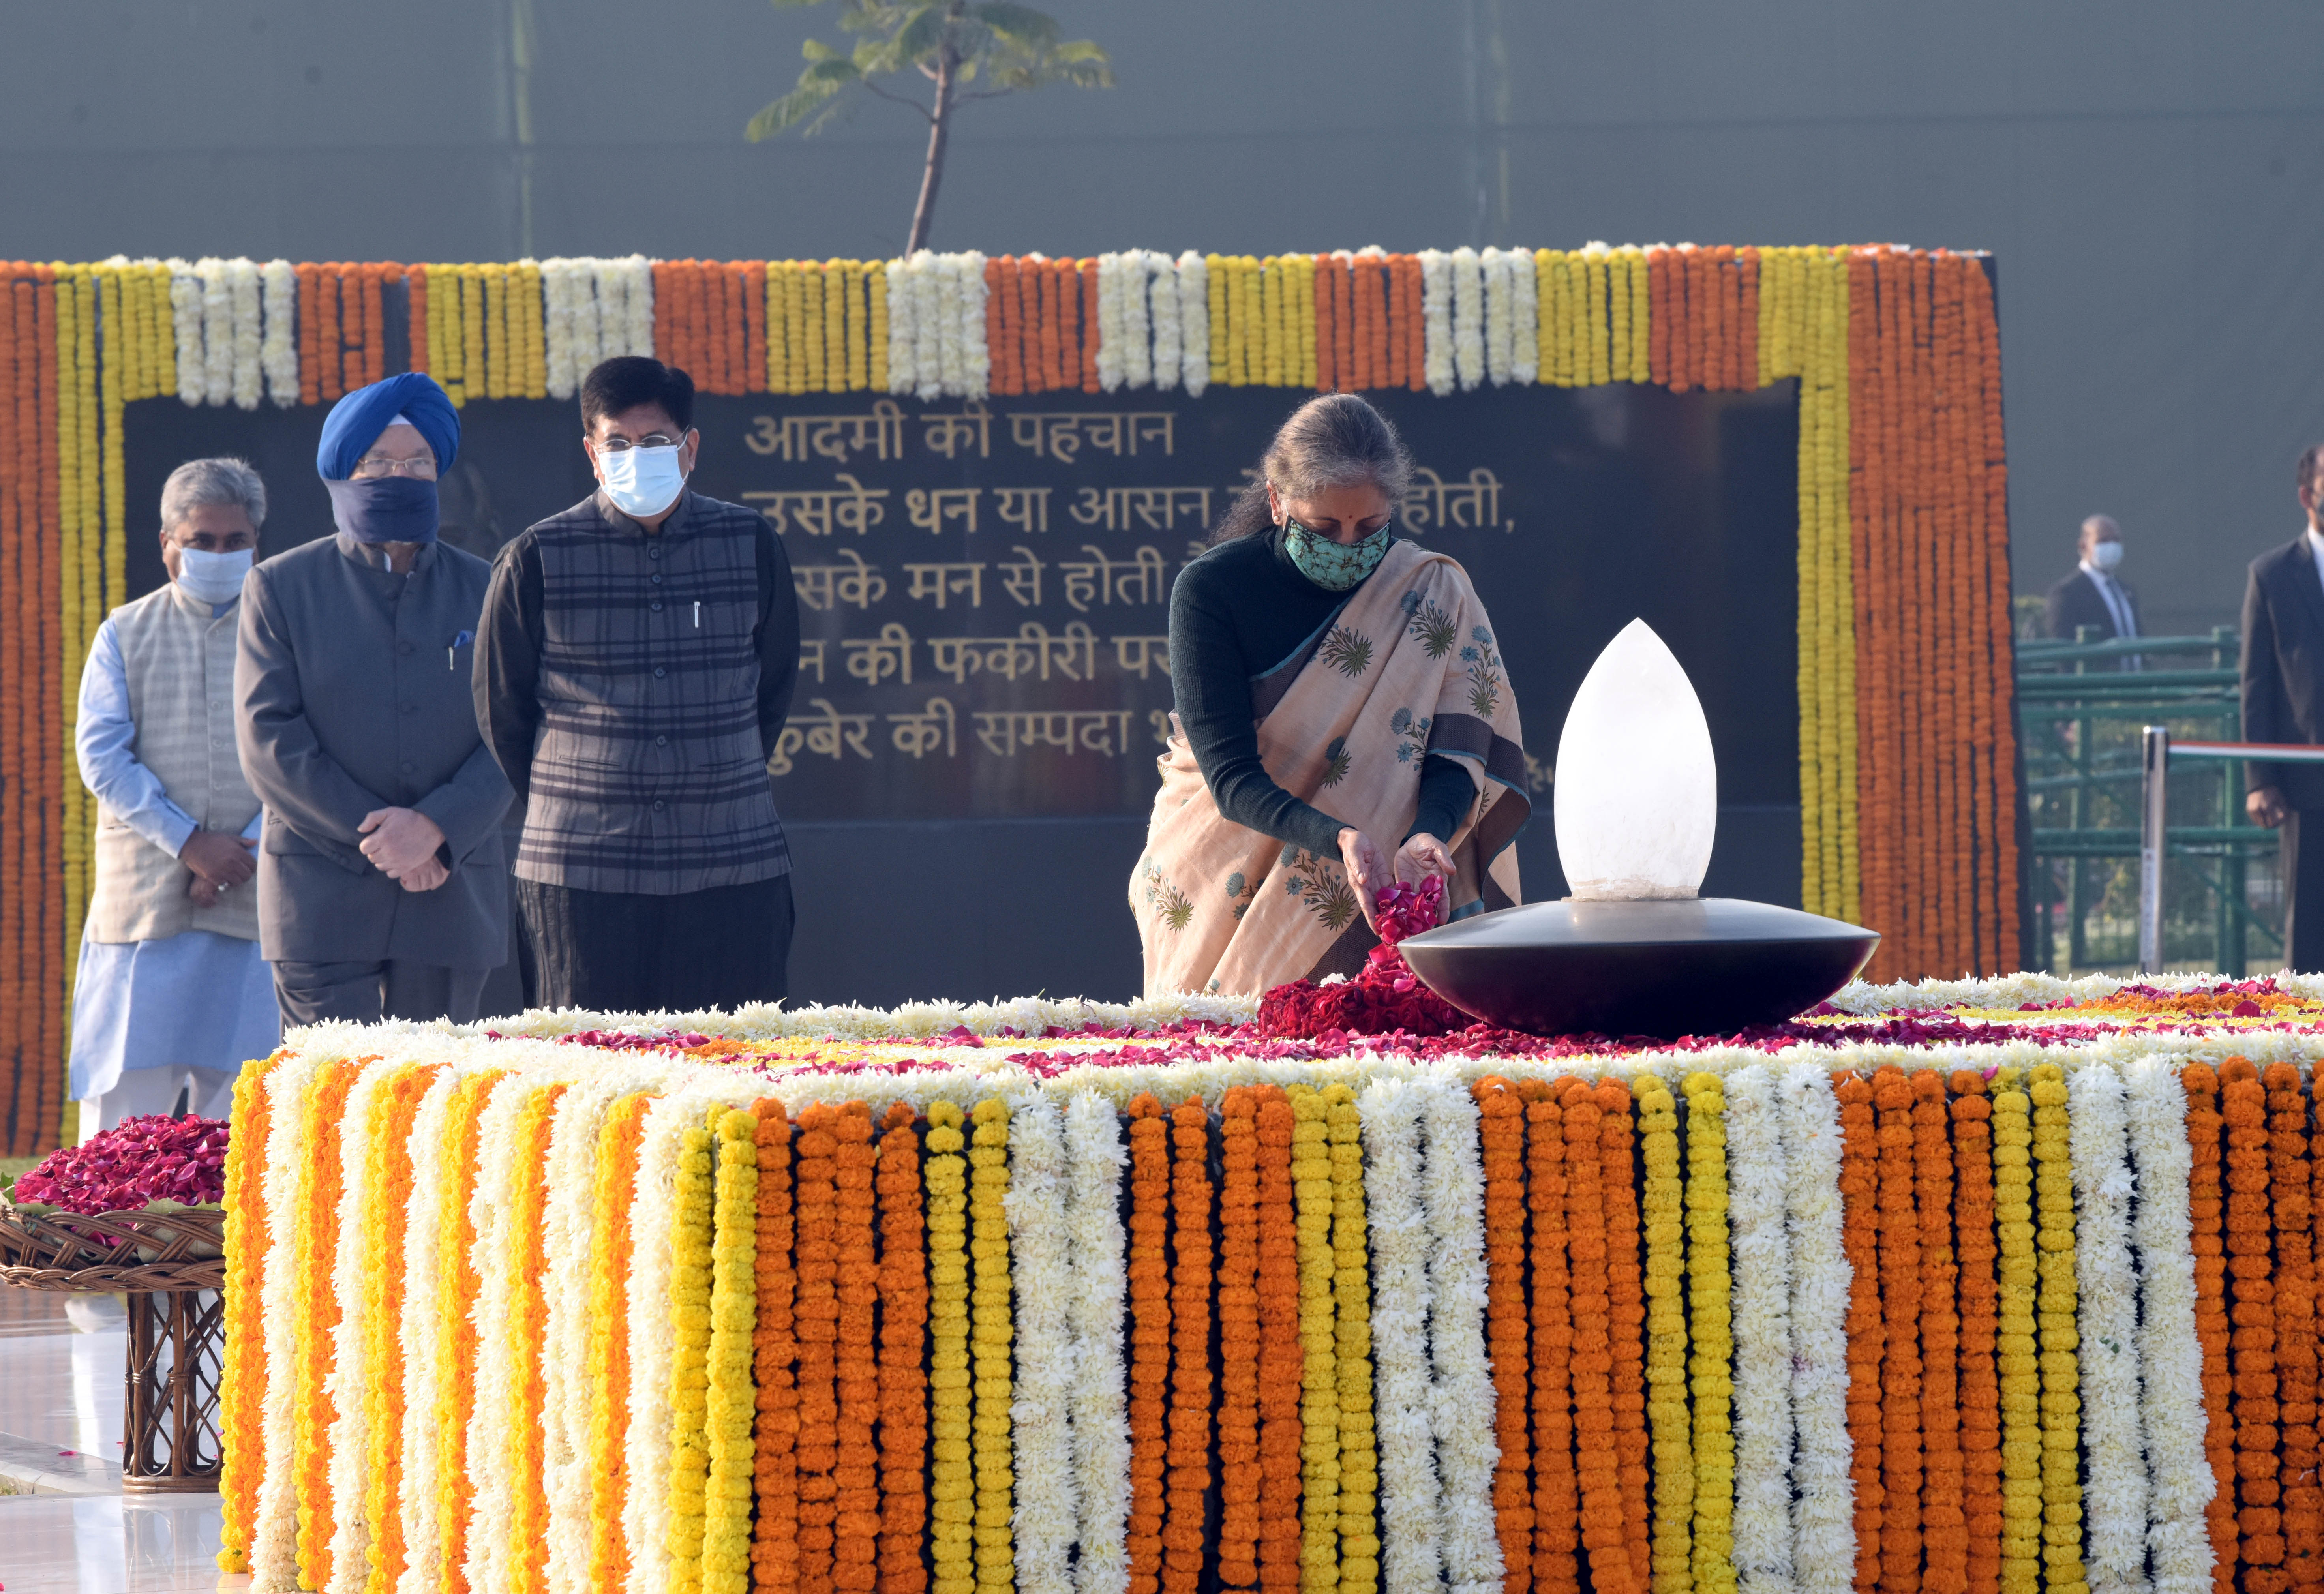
left=1134, top=393, right=1529, bottom=998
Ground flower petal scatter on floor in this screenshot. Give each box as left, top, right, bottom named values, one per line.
left=210, top=966, right=2324, bottom=1594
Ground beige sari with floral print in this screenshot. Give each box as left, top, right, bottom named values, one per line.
left=1133, top=539, right=1529, bottom=998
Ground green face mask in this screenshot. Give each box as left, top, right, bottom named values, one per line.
left=1282, top=516, right=1392, bottom=591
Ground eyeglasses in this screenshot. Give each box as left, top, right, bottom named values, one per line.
left=352, top=455, right=438, bottom=480
left=594, top=434, right=683, bottom=453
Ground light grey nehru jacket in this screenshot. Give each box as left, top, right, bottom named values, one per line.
left=234, top=534, right=511, bottom=966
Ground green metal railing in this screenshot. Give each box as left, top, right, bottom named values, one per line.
left=2017, top=627, right=2283, bottom=975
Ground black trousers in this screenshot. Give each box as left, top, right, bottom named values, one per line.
left=2285, top=811, right=2324, bottom=973
left=273, top=960, right=491, bottom=1028
left=516, top=873, right=795, bottom=1013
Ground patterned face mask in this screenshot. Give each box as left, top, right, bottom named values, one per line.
left=1282, top=516, right=1392, bottom=591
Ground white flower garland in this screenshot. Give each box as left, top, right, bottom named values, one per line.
left=196, top=257, right=233, bottom=408
left=1130, top=251, right=1165, bottom=389
left=1510, top=248, right=1540, bottom=385
left=2123, top=1059, right=2214, bottom=1594
left=1358, top=1078, right=1445, bottom=1594
left=1064, top=1092, right=1131, bottom=1594
left=228, top=257, right=263, bottom=410
left=623, top=1083, right=720, bottom=1594
left=261, top=259, right=298, bottom=407
left=572, top=260, right=606, bottom=379
left=167, top=260, right=205, bottom=405
left=2070, top=1065, right=2149, bottom=1594
left=543, top=1078, right=632, bottom=1594
left=1725, top=1065, right=1795, bottom=1594
left=542, top=259, right=578, bottom=400
left=393, top=1065, right=461, bottom=1594
left=1008, top=1095, right=1080, bottom=1594
left=1479, top=248, right=1514, bottom=387
left=1095, top=253, right=1127, bottom=393
left=460, top=1072, right=536, bottom=1594
left=1175, top=251, right=1208, bottom=397
left=960, top=251, right=991, bottom=398
left=885, top=254, right=920, bottom=396
left=1776, top=1061, right=1853, bottom=1594
left=616, top=255, right=653, bottom=360
left=250, top=1052, right=321, bottom=1594
left=1449, top=246, right=1484, bottom=392
left=1419, top=1080, right=1502, bottom=1594
left=323, top=1061, right=392, bottom=1594
left=1418, top=250, right=1454, bottom=396
left=918, top=253, right=949, bottom=402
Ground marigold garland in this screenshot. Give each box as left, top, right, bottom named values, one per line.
left=1913, top=1069, right=1966, bottom=1594
left=1256, top=1086, right=1306, bottom=1594
left=591, top=1091, right=655, bottom=1594
left=795, top=1104, right=843, bottom=1594
left=1528, top=1083, right=1583, bottom=1594
left=294, top=1056, right=360, bottom=1592
left=1126, top=1094, right=1173, bottom=1594
left=2223, top=1060, right=2283, bottom=1593
left=925, top=1101, right=974, bottom=1594
left=1475, top=1078, right=1533, bottom=1593
left=968, top=1097, right=1015, bottom=1594
left=2184, top=1064, right=2236, bottom=1594
left=1834, top=1073, right=1885, bottom=1592
left=1987, top=1073, right=2041, bottom=1594
left=1598, top=1080, right=1650, bottom=1588
left=2028, top=1064, right=2085, bottom=1594
left=1220, top=1089, right=1265, bottom=1590
left=1633, top=1074, right=1689, bottom=1594
left=1868, top=1068, right=1922, bottom=1594
left=1947, top=1073, right=2003, bottom=1594
left=217, top=1052, right=281, bottom=1574
left=668, top=1119, right=716, bottom=1594
left=1564, top=1080, right=1637, bottom=1594
left=1326, top=1084, right=1380, bottom=1594
left=1166, top=1099, right=1217, bottom=1592
left=879, top=1102, right=930, bottom=1594
left=509, top=1080, right=570, bottom=1594
left=705, top=1108, right=760, bottom=1594
left=1290, top=1084, right=1341, bottom=1594
left=2267, top=1063, right=2315, bottom=1594
left=1682, top=1073, right=1737, bottom=1594
left=834, top=1104, right=882, bottom=1594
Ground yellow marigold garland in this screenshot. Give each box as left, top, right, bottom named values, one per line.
left=590, top=1093, right=655, bottom=1593
left=668, top=1118, right=717, bottom=1594
left=1681, top=1074, right=1735, bottom=1594
left=1206, top=253, right=1230, bottom=387
left=518, top=260, right=547, bottom=398
left=866, top=261, right=889, bottom=392
left=1990, top=1072, right=2039, bottom=1594
left=784, top=264, right=809, bottom=398
left=460, top=264, right=486, bottom=408
left=1634, top=1075, right=1692, bottom=1594
left=2028, top=1065, right=2084, bottom=1594
left=1291, top=1083, right=1339, bottom=1592
left=1294, top=254, right=1318, bottom=388
left=822, top=262, right=847, bottom=395
left=217, top=1051, right=283, bottom=1574
left=969, top=1098, right=1015, bottom=1594
left=1242, top=257, right=1265, bottom=389
left=1326, top=1084, right=1378, bottom=1594
left=927, top=1101, right=975, bottom=1594
left=705, top=1108, right=761, bottom=1594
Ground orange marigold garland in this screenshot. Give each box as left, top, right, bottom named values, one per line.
left=752, top=1099, right=799, bottom=1594
left=1564, top=1080, right=1637, bottom=1594
left=794, top=1104, right=842, bottom=1594
left=1255, top=1085, right=1305, bottom=1594
left=1220, top=1088, right=1265, bottom=1590
left=1476, top=1078, right=1533, bottom=1593
left=1127, top=1095, right=1172, bottom=1594
left=1166, top=1099, right=1217, bottom=1593
left=217, top=1052, right=281, bottom=1574
left=1596, top=1079, right=1651, bottom=1588
left=876, top=1103, right=928, bottom=1594
left=925, top=1101, right=973, bottom=1594
left=589, top=1092, right=654, bottom=1594
left=2265, top=1064, right=2319, bottom=1594
left=1835, top=1073, right=1885, bottom=1592
left=2184, top=1064, right=2235, bottom=1594
left=834, top=1105, right=881, bottom=1594
left=1870, top=1068, right=1923, bottom=1594
left=2224, top=1060, right=2284, bottom=1592
left=509, top=1082, right=570, bottom=1594
left=1947, top=1072, right=2003, bottom=1594
left=1529, top=1082, right=1583, bottom=1594
left=1913, top=1070, right=1966, bottom=1594
left=294, top=1057, right=360, bottom=1592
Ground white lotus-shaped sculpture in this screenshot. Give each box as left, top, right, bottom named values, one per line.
left=1553, top=618, right=1717, bottom=901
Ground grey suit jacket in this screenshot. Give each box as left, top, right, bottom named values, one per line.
left=234, top=533, right=513, bottom=965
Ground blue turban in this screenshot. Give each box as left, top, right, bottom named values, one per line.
left=315, top=372, right=460, bottom=481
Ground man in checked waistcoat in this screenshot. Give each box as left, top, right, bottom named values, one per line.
left=474, top=356, right=801, bottom=1011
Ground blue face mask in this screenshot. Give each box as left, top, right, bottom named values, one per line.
left=326, top=476, right=439, bottom=546
left=598, top=444, right=688, bottom=520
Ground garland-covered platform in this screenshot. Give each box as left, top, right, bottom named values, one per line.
left=216, top=970, right=2324, bottom=1594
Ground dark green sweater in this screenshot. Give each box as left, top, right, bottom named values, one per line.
left=1167, top=527, right=1472, bottom=857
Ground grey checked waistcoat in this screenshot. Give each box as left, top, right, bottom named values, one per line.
left=516, top=493, right=790, bottom=895
left=87, top=581, right=263, bottom=945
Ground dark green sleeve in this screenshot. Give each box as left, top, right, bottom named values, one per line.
left=1168, top=560, right=1347, bottom=859
left=1409, top=754, right=1476, bottom=844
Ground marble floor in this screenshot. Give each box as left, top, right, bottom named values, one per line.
left=0, top=1289, right=240, bottom=1593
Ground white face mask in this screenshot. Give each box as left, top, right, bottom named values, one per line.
left=174, top=546, right=252, bottom=605
left=2088, top=540, right=2124, bottom=573
left=598, top=443, right=687, bottom=520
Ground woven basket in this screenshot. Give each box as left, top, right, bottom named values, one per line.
left=0, top=1204, right=226, bottom=1294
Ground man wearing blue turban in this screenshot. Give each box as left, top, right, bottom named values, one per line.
left=234, top=373, right=514, bottom=1024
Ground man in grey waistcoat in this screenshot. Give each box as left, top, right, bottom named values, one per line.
left=236, top=373, right=512, bottom=1024
left=476, top=356, right=799, bottom=1011
left=70, top=458, right=279, bottom=1135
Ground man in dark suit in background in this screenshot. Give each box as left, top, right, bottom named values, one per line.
left=2241, top=444, right=2324, bottom=970
left=2044, top=514, right=2142, bottom=664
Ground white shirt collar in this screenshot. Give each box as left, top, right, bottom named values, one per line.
left=2307, top=525, right=2324, bottom=564
left=2078, top=557, right=2119, bottom=584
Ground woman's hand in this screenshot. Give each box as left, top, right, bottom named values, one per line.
left=1395, top=832, right=1455, bottom=889
left=1338, top=826, right=1391, bottom=932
